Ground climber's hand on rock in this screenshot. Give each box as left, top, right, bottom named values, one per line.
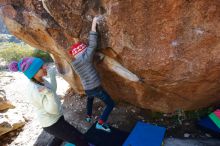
left=94, top=15, right=104, bottom=24
left=93, top=16, right=99, bottom=23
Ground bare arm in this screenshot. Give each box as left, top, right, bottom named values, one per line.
left=91, top=17, right=98, bottom=32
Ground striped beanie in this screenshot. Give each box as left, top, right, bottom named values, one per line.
left=69, top=42, right=87, bottom=57
left=8, top=57, right=44, bottom=79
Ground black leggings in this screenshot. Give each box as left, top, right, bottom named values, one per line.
left=43, top=116, right=89, bottom=146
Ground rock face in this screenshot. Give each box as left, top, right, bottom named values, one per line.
left=0, top=90, right=14, bottom=111
left=0, top=0, right=220, bottom=113
left=0, top=111, right=25, bottom=136
left=0, top=89, right=24, bottom=136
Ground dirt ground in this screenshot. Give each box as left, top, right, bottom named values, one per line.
left=0, top=65, right=219, bottom=146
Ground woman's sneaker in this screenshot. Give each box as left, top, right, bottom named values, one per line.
left=96, top=122, right=111, bottom=132
left=64, top=142, right=75, bottom=146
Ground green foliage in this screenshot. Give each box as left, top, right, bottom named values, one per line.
left=32, top=49, right=53, bottom=62
left=0, top=42, right=52, bottom=62
left=167, top=107, right=214, bottom=125
left=185, top=107, right=214, bottom=120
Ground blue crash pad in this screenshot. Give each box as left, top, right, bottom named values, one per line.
left=123, top=121, right=166, bottom=146
left=198, top=117, right=220, bottom=134
left=85, top=122, right=129, bottom=146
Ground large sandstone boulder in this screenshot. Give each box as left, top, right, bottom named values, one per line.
left=0, top=90, right=15, bottom=111
left=0, top=90, right=23, bottom=136
left=0, top=111, right=25, bottom=136
left=0, top=0, right=220, bottom=113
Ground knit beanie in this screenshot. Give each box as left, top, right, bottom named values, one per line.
left=8, top=57, right=44, bottom=79
left=69, top=42, right=87, bottom=57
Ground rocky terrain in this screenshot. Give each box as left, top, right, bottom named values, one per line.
left=0, top=64, right=219, bottom=146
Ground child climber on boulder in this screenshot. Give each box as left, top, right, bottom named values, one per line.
left=68, top=16, right=115, bottom=132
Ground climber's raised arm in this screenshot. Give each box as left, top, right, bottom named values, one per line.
left=83, top=17, right=99, bottom=61
left=68, top=17, right=99, bottom=62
